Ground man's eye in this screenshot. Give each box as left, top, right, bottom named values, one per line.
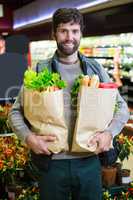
left=73, top=30, right=79, bottom=34
left=59, top=30, right=66, bottom=33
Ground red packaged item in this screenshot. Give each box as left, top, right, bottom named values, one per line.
left=99, top=82, right=118, bottom=89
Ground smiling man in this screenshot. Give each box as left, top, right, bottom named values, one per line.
left=55, top=23, right=81, bottom=56
left=9, top=8, right=129, bottom=200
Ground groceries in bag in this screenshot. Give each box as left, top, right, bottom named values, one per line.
left=71, top=74, right=118, bottom=153
left=23, top=68, right=68, bottom=153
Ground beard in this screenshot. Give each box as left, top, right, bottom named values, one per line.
left=56, top=40, right=80, bottom=56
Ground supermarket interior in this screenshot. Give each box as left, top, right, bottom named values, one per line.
left=0, top=0, right=133, bottom=199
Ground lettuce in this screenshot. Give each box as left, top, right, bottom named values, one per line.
left=24, top=68, right=67, bottom=91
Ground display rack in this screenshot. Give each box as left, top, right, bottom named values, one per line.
left=0, top=97, right=16, bottom=104
left=81, top=44, right=133, bottom=106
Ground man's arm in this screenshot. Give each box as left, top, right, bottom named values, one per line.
left=104, top=92, right=130, bottom=137
left=88, top=63, right=130, bottom=152
left=8, top=87, right=32, bottom=142
left=99, top=64, right=130, bottom=137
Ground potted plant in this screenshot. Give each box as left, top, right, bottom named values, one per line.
left=128, top=181, right=133, bottom=198
left=0, top=134, right=29, bottom=199
left=102, top=133, right=133, bottom=187
left=16, top=185, right=39, bottom=200
left=116, top=133, right=133, bottom=185
left=102, top=165, right=117, bottom=187
left=116, top=133, right=133, bottom=162
left=101, top=136, right=121, bottom=187
left=102, top=190, right=112, bottom=200
left=0, top=104, right=12, bottom=134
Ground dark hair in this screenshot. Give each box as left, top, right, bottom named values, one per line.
left=52, top=8, right=84, bottom=33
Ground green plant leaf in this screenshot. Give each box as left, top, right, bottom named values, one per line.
left=24, top=68, right=67, bottom=91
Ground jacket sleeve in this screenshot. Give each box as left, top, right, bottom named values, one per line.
left=105, top=91, right=130, bottom=137
left=8, top=86, right=32, bottom=143
left=98, top=63, right=130, bottom=137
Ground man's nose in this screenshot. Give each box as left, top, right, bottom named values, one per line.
left=66, top=31, right=73, bottom=40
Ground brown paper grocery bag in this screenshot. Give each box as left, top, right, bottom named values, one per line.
left=71, top=86, right=118, bottom=153
left=23, top=87, right=68, bottom=153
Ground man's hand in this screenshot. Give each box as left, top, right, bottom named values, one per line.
left=25, top=134, right=57, bottom=155
left=88, top=131, right=113, bottom=154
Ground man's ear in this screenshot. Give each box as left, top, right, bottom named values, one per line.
left=52, top=31, right=55, bottom=40
left=80, top=31, right=82, bottom=38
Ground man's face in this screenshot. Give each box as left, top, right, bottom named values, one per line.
left=54, top=21, right=82, bottom=56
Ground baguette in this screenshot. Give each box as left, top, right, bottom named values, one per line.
left=80, top=75, right=90, bottom=86
left=90, top=75, right=100, bottom=88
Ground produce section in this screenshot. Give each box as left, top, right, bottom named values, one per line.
left=80, top=34, right=133, bottom=106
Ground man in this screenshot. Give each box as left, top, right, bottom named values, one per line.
left=9, top=8, right=129, bottom=200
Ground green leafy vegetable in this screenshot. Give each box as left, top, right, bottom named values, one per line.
left=24, top=68, right=67, bottom=91
left=71, top=74, right=84, bottom=102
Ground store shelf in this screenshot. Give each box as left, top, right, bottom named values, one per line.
left=103, top=185, right=128, bottom=197
left=121, top=77, right=133, bottom=106
left=0, top=97, right=16, bottom=104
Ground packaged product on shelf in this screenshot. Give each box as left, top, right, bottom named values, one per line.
left=23, top=68, right=68, bottom=154
left=71, top=74, right=118, bottom=153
